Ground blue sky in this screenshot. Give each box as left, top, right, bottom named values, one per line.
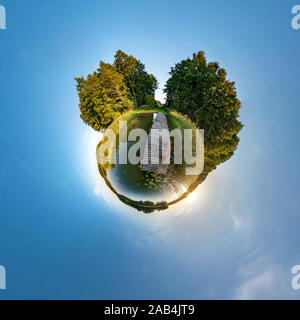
left=0, top=0, right=300, bottom=299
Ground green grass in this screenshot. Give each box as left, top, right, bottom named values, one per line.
left=166, top=110, right=195, bottom=131
left=136, top=105, right=167, bottom=114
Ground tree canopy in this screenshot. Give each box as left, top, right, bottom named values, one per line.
left=75, top=50, right=157, bottom=131
left=165, top=51, right=243, bottom=175
left=75, top=50, right=242, bottom=180
left=113, top=50, right=158, bottom=107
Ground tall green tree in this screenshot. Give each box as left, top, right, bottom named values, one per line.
left=165, top=51, right=243, bottom=175
left=114, top=50, right=158, bottom=107
left=75, top=61, right=133, bottom=131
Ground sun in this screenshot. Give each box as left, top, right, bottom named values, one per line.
left=185, top=191, right=198, bottom=203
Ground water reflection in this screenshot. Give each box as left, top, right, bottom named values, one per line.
left=96, top=110, right=238, bottom=213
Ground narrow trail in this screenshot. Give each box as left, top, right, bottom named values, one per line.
left=140, top=112, right=170, bottom=175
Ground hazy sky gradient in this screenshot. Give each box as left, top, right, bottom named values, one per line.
left=0, top=0, right=299, bottom=299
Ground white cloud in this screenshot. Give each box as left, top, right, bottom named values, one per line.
left=233, top=255, right=294, bottom=300
left=232, top=213, right=243, bottom=230
left=235, top=269, right=275, bottom=300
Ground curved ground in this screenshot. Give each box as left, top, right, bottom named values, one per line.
left=96, top=108, right=205, bottom=213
